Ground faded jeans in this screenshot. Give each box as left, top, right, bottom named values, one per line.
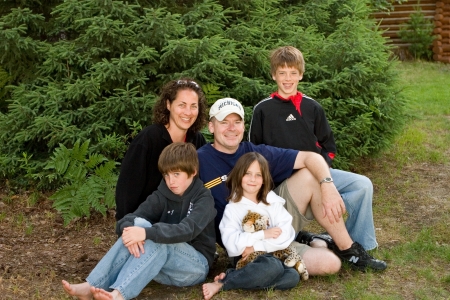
left=220, top=254, right=299, bottom=291
left=331, top=168, right=378, bottom=250
left=85, top=218, right=209, bottom=300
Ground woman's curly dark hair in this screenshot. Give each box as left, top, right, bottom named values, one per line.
left=152, top=78, right=207, bottom=133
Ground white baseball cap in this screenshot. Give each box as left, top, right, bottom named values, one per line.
left=209, top=98, right=244, bottom=121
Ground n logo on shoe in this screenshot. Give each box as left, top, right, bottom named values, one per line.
left=349, top=256, right=359, bottom=263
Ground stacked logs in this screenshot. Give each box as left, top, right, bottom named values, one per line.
left=433, top=0, right=450, bottom=63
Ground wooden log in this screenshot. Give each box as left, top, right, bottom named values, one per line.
left=433, top=46, right=443, bottom=54
left=434, top=28, right=442, bottom=34
left=390, top=4, right=436, bottom=12
left=435, top=14, right=444, bottom=21
left=372, top=10, right=435, bottom=18
left=433, top=55, right=450, bottom=63
left=433, top=40, right=442, bottom=47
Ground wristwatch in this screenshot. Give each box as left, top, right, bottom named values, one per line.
left=320, top=177, right=333, bottom=185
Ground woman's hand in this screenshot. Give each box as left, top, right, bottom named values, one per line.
left=264, top=227, right=282, bottom=239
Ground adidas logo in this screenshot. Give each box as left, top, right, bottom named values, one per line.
left=286, top=114, right=296, bottom=121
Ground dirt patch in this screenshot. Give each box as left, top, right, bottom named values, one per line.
left=0, top=193, right=117, bottom=299
left=0, top=157, right=449, bottom=299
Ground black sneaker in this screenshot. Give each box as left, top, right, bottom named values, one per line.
left=332, top=241, right=387, bottom=271
left=295, top=231, right=335, bottom=249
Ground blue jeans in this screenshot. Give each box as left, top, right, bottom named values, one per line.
left=220, top=254, right=299, bottom=291
left=85, top=218, right=209, bottom=300
left=331, top=168, right=378, bottom=250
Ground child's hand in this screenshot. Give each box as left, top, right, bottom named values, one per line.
left=122, top=226, right=146, bottom=246
left=241, top=246, right=254, bottom=258
left=264, top=227, right=282, bottom=239
left=126, top=241, right=145, bottom=258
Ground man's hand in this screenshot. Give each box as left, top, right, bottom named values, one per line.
left=264, top=227, right=282, bottom=239
left=321, top=183, right=346, bottom=224
left=241, top=246, right=254, bottom=259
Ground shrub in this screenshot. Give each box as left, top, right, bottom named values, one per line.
left=0, top=0, right=406, bottom=223
left=399, top=8, right=436, bottom=60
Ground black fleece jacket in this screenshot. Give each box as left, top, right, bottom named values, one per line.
left=116, top=177, right=217, bottom=267
left=249, top=94, right=336, bottom=167
left=115, top=124, right=206, bottom=220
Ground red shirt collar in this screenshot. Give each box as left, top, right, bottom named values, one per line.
left=271, top=91, right=303, bottom=116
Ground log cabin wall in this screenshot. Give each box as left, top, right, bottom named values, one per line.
left=372, top=0, right=450, bottom=63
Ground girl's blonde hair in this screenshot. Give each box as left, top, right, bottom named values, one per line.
left=226, top=152, right=273, bottom=205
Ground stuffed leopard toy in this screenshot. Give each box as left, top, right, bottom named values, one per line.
left=236, top=210, right=309, bottom=280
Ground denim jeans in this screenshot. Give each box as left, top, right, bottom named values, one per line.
left=220, top=254, right=299, bottom=291
left=331, top=168, right=378, bottom=250
left=85, top=218, right=209, bottom=300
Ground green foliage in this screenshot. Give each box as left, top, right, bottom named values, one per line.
left=368, top=0, right=407, bottom=12
left=298, top=1, right=406, bottom=168
left=0, top=65, right=11, bottom=111
left=46, top=139, right=118, bottom=226
left=399, top=8, right=436, bottom=60
left=0, top=0, right=405, bottom=180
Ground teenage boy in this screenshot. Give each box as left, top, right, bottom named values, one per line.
left=198, top=97, right=386, bottom=274
left=248, top=46, right=383, bottom=260
left=62, top=143, right=216, bottom=300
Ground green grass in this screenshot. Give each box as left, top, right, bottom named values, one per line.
left=353, top=61, right=450, bottom=299
left=395, top=62, right=450, bottom=165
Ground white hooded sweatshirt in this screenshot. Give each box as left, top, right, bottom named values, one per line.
left=219, top=191, right=295, bottom=257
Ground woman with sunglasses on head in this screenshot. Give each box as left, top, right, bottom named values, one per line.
left=115, top=78, right=207, bottom=221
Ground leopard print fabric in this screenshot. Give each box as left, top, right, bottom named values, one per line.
left=235, top=210, right=309, bottom=280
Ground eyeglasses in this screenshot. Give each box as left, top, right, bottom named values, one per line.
left=176, top=79, right=200, bottom=89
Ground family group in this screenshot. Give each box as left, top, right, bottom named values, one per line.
left=62, top=46, right=387, bottom=300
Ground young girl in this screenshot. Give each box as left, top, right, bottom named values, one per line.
left=202, top=152, right=300, bottom=300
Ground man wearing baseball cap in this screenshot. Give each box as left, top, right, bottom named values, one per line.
left=197, top=97, right=386, bottom=275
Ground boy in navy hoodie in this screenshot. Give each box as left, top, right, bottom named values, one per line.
left=62, top=142, right=216, bottom=300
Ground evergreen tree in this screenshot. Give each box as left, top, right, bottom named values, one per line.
left=0, top=0, right=405, bottom=194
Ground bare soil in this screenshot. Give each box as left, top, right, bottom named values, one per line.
left=0, top=155, right=449, bottom=299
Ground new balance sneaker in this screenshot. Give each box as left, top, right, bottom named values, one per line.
left=332, top=241, right=387, bottom=271
left=295, top=231, right=336, bottom=249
